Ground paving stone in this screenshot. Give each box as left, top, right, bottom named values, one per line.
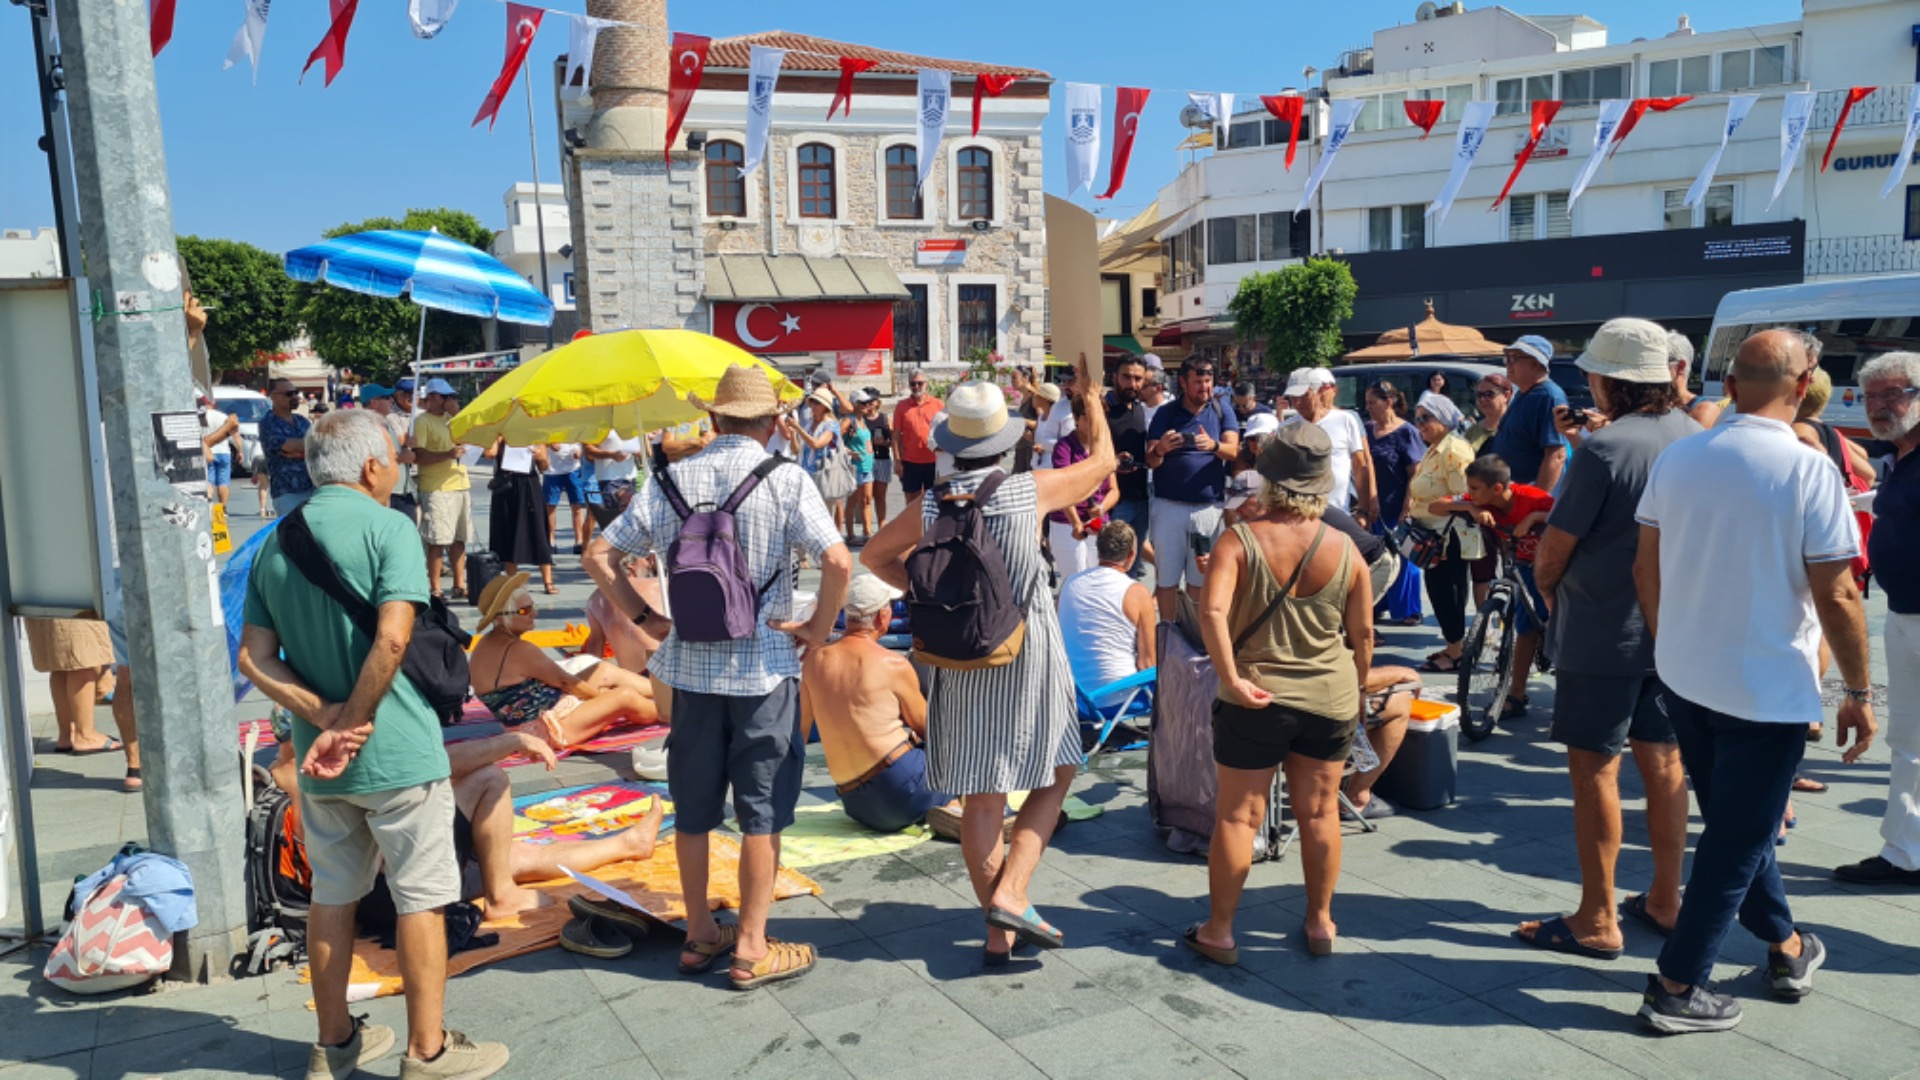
left=1355, top=996, right=1639, bottom=1080
left=0, top=1051, right=91, bottom=1080
left=797, top=981, right=1016, bottom=1078
left=762, top=939, right=935, bottom=1019
left=1004, top=1006, right=1228, bottom=1080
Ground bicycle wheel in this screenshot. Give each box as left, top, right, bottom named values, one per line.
left=1457, top=590, right=1516, bottom=742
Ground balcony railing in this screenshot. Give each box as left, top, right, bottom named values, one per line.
left=1812, top=84, right=1918, bottom=130
left=1805, top=234, right=1920, bottom=278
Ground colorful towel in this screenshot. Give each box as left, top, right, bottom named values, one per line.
left=513, top=780, right=674, bottom=843
left=776, top=804, right=932, bottom=870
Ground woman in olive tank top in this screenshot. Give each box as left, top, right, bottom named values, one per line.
left=1186, top=423, right=1375, bottom=964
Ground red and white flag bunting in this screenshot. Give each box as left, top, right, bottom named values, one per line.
left=973, top=74, right=1018, bottom=136
left=1686, top=94, right=1757, bottom=207
left=1491, top=100, right=1562, bottom=211
left=1296, top=98, right=1364, bottom=216
left=1427, top=100, right=1495, bottom=230
left=1404, top=99, right=1445, bottom=139
left=1259, top=95, right=1305, bottom=170
left=564, top=15, right=619, bottom=100
left=149, top=0, right=176, bottom=57
left=829, top=57, right=879, bottom=120
left=302, top=0, right=362, bottom=87
left=664, top=33, right=711, bottom=161
left=1610, top=96, right=1692, bottom=157
left=1822, top=87, right=1877, bottom=171
left=1097, top=87, right=1150, bottom=199
left=471, top=4, right=543, bottom=129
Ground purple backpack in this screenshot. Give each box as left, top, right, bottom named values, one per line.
left=655, top=457, right=786, bottom=643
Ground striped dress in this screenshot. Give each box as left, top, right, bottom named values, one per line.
left=921, top=469, right=1084, bottom=796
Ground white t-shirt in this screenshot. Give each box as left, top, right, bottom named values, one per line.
left=1288, top=410, right=1366, bottom=511
left=547, top=443, right=582, bottom=474
left=1635, top=415, right=1859, bottom=724
left=594, top=433, right=642, bottom=482
left=1033, top=396, right=1076, bottom=470
left=204, top=408, right=232, bottom=459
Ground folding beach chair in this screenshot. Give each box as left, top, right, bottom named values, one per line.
left=1076, top=667, right=1156, bottom=755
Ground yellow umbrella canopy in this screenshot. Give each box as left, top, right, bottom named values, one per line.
left=449, top=329, right=804, bottom=446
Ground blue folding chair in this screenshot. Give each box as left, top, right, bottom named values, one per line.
left=1076, top=667, right=1156, bottom=755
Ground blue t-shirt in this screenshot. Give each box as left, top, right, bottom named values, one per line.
left=1870, top=449, right=1918, bottom=615
left=1489, top=380, right=1568, bottom=485
left=1147, top=397, right=1240, bottom=504
left=260, top=412, right=315, bottom=499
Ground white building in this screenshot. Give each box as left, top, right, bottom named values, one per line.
left=490, top=182, right=578, bottom=348
left=1146, top=0, right=1920, bottom=362
left=0, top=228, right=62, bottom=279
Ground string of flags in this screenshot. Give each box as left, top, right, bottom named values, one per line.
left=143, top=4, right=1920, bottom=217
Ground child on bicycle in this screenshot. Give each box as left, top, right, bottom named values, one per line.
left=1428, top=454, right=1555, bottom=716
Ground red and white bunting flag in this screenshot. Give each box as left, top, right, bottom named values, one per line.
left=1259, top=95, right=1305, bottom=170
left=149, top=0, right=176, bottom=57
left=1609, top=95, right=1692, bottom=157
left=301, top=0, right=362, bottom=87
left=828, top=57, right=878, bottom=120
left=1491, top=100, right=1563, bottom=210
left=1404, top=99, right=1445, bottom=139
left=1568, top=99, right=1629, bottom=206
left=1427, top=100, right=1496, bottom=230
left=1822, top=87, right=1877, bottom=172
left=471, top=4, right=543, bottom=130
left=972, top=74, right=1017, bottom=136
left=1097, top=87, right=1150, bottom=200
left=564, top=15, right=619, bottom=99
left=665, top=33, right=711, bottom=161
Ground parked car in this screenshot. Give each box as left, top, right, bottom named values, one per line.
left=1329, top=360, right=1502, bottom=422
left=1547, top=357, right=1597, bottom=411
left=213, top=386, right=271, bottom=477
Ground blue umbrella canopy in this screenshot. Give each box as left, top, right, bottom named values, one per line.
left=284, top=229, right=555, bottom=326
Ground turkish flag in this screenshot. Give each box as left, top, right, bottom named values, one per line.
left=149, top=0, right=176, bottom=57
left=1609, top=95, right=1692, bottom=156
left=973, top=74, right=1017, bottom=136
left=473, top=5, right=544, bottom=129
left=1492, top=100, right=1563, bottom=210
left=829, top=57, right=879, bottom=120
left=665, top=33, right=711, bottom=161
left=302, top=0, right=361, bottom=86
left=1822, top=86, right=1877, bottom=171
left=713, top=302, right=894, bottom=354
left=1260, top=95, right=1305, bottom=169
left=1404, top=99, right=1445, bottom=139
left=1097, top=87, right=1150, bottom=200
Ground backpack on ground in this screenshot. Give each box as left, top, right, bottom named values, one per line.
left=242, top=760, right=311, bottom=975
left=44, top=870, right=174, bottom=994
left=906, top=470, right=1027, bottom=670
left=654, top=455, right=787, bottom=642
left=275, top=508, right=473, bottom=724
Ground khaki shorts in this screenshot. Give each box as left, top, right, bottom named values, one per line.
left=24, top=617, right=114, bottom=673
left=419, top=489, right=474, bottom=546
left=301, top=779, right=460, bottom=914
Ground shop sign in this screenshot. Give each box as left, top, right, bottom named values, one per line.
left=915, top=238, right=968, bottom=267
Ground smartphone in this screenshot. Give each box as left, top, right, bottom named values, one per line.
left=1564, top=407, right=1589, bottom=426
left=1191, top=530, right=1214, bottom=557
left=1117, top=451, right=1137, bottom=473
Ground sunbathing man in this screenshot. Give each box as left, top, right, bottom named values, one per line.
left=470, top=573, right=662, bottom=749
left=799, top=575, right=954, bottom=832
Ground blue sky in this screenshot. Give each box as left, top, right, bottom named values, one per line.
left=2, top=0, right=1801, bottom=254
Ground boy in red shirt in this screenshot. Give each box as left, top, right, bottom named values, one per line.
left=1429, top=454, right=1555, bottom=716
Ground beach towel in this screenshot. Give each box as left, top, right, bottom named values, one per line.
left=512, top=780, right=674, bottom=843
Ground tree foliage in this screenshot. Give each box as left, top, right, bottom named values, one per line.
left=297, top=207, right=497, bottom=385
left=1226, top=258, right=1359, bottom=376
left=175, top=234, right=300, bottom=376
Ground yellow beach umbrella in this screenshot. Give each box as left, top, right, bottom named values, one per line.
left=449, top=329, right=804, bottom=446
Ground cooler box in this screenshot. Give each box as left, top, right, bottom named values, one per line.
left=1374, top=700, right=1459, bottom=811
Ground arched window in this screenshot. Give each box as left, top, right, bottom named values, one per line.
left=884, top=145, right=922, bottom=220
left=957, top=147, right=993, bottom=220
left=705, top=140, right=745, bottom=217
left=798, top=143, right=836, bottom=219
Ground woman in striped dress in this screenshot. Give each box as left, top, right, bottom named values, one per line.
left=863, top=360, right=1115, bottom=963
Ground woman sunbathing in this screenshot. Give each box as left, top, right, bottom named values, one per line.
left=470, top=572, right=660, bottom=749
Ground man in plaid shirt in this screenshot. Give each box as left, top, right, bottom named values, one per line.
left=586, top=365, right=851, bottom=990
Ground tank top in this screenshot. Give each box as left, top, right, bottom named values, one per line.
left=1222, top=521, right=1359, bottom=721
left=1058, top=566, right=1137, bottom=706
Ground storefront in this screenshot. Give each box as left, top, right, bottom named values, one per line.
left=706, top=254, right=910, bottom=390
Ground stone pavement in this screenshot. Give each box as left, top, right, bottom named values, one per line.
left=4, top=481, right=1917, bottom=1080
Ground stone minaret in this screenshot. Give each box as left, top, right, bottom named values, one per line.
left=567, top=0, right=703, bottom=333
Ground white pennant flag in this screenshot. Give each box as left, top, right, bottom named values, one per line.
left=1426, top=100, right=1496, bottom=231
left=221, top=0, right=272, bottom=83
left=1187, top=91, right=1235, bottom=137
left=407, top=0, right=460, bottom=38
left=741, top=46, right=786, bottom=180
left=1567, top=99, right=1630, bottom=207
left=1880, top=85, right=1920, bottom=200
left=1686, top=94, right=1758, bottom=208
left=916, top=69, right=953, bottom=190
left=1296, top=98, right=1365, bottom=217
left=1064, top=83, right=1102, bottom=195
left=1769, top=90, right=1816, bottom=210
left=564, top=15, right=618, bottom=99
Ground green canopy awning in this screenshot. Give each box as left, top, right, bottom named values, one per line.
left=1103, top=335, right=1141, bottom=356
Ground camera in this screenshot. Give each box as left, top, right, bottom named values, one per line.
left=1564, top=407, right=1589, bottom=426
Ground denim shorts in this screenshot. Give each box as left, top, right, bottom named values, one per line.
left=544, top=470, right=588, bottom=507
left=208, top=456, right=233, bottom=488
left=840, top=746, right=952, bottom=833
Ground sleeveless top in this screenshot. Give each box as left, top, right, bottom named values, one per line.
left=1222, top=521, right=1360, bottom=722
left=1058, top=566, right=1138, bottom=707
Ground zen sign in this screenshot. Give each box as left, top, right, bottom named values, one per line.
left=1510, top=292, right=1555, bottom=320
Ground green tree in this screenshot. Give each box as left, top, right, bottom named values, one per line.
left=1226, top=258, right=1359, bottom=376
left=297, top=207, right=498, bottom=385
left=175, top=234, right=300, bottom=376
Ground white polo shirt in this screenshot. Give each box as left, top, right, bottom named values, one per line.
left=1635, top=414, right=1859, bottom=724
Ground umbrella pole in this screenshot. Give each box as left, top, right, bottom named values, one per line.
left=414, top=305, right=428, bottom=371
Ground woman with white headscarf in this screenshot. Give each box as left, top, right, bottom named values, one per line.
left=1407, top=391, right=1481, bottom=672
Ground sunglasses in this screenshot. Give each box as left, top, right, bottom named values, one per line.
left=1414, top=412, right=1435, bottom=423
left=1475, top=389, right=1501, bottom=399
left=510, top=604, right=534, bottom=617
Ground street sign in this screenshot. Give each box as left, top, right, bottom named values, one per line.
left=915, top=238, right=968, bottom=267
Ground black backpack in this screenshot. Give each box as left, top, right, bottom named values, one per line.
left=241, top=760, right=310, bottom=975
left=905, top=470, right=1027, bottom=669
left=275, top=507, right=473, bottom=724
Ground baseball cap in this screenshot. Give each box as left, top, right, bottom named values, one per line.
left=394, top=377, right=416, bottom=393
left=843, top=574, right=902, bottom=618
left=422, top=377, right=457, bottom=396
left=1505, top=335, right=1553, bottom=367
left=1243, top=412, right=1281, bottom=440
left=1282, top=367, right=1335, bottom=397
left=360, top=383, right=396, bottom=402
left=1141, top=352, right=1164, bottom=370
left=1223, top=471, right=1268, bottom=511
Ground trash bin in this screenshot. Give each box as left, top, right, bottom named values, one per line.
left=1374, top=700, right=1460, bottom=811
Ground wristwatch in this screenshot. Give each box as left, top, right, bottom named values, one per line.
left=1842, top=687, right=1872, bottom=703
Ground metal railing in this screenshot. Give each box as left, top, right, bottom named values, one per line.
left=1812, top=84, right=1918, bottom=130
left=1805, top=234, right=1920, bottom=278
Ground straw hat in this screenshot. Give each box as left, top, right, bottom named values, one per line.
left=688, top=364, right=785, bottom=418
left=931, top=380, right=1023, bottom=458
left=475, top=571, right=532, bottom=632
left=1255, top=420, right=1336, bottom=497
left=1034, top=382, right=1062, bottom=405
left=806, top=388, right=837, bottom=412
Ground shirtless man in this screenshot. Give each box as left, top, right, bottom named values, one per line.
left=799, top=576, right=952, bottom=832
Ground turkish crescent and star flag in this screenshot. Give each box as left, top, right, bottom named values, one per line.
left=712, top=303, right=895, bottom=355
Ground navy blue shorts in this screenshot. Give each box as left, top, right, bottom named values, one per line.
left=665, top=680, right=804, bottom=835
left=899, top=460, right=937, bottom=496
left=544, top=470, right=588, bottom=507
left=840, top=746, right=952, bottom=833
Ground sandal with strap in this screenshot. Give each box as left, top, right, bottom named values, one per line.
left=729, top=939, right=816, bottom=990
left=678, top=923, right=739, bottom=975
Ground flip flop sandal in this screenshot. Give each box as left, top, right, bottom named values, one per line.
left=1791, top=776, right=1828, bottom=793
left=59, top=738, right=124, bottom=756
left=1421, top=654, right=1461, bottom=673
left=986, top=904, right=1064, bottom=951
left=678, top=923, right=739, bottom=975
left=1618, top=894, right=1673, bottom=938
left=568, top=895, right=654, bottom=941
left=1181, top=925, right=1239, bottom=966
left=1512, top=915, right=1622, bottom=960
left=560, top=916, right=632, bottom=959
left=729, top=939, right=816, bottom=990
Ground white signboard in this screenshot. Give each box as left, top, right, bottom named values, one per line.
left=915, top=239, right=968, bottom=267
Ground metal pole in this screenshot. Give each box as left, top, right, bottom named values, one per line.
left=415, top=306, right=430, bottom=368
left=523, top=63, right=556, bottom=349
left=51, top=0, right=249, bottom=978
left=0, top=488, right=46, bottom=943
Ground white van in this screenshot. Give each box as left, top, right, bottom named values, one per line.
left=212, top=385, right=272, bottom=475
left=1701, top=274, right=1920, bottom=439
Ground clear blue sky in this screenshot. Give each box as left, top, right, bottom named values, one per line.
left=2, top=0, right=1801, bottom=255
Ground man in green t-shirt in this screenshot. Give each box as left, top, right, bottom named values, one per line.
left=240, top=409, right=507, bottom=1080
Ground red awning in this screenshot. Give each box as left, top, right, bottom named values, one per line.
left=1153, top=317, right=1209, bottom=346
left=712, top=301, right=894, bottom=354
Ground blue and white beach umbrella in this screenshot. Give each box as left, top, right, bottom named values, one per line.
left=284, top=229, right=555, bottom=327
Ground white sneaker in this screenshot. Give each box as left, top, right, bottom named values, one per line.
left=399, top=1030, right=510, bottom=1080
left=306, top=1016, right=395, bottom=1080
left=631, top=742, right=669, bottom=781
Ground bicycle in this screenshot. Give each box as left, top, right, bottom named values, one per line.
left=1456, top=533, right=1553, bottom=741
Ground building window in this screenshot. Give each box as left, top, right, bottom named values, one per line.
left=1720, top=45, right=1788, bottom=90
left=1905, top=187, right=1920, bottom=242
left=1561, top=64, right=1629, bottom=107
left=1367, top=207, right=1393, bottom=252
left=1509, top=191, right=1571, bottom=241
left=1662, top=185, right=1734, bottom=230
left=1140, top=287, right=1159, bottom=319
left=1398, top=204, right=1426, bottom=250
left=1366, top=206, right=1425, bottom=251
left=894, top=284, right=929, bottom=364
left=1165, top=221, right=1205, bottom=290
left=1225, top=116, right=1265, bottom=149
left=1648, top=55, right=1711, bottom=98
left=957, top=147, right=993, bottom=220
left=705, top=140, right=745, bottom=217
left=1260, top=211, right=1311, bottom=260
left=957, top=283, right=997, bottom=355
left=1207, top=215, right=1258, bottom=264
left=1494, top=74, right=1557, bottom=117
left=1353, top=95, right=1383, bottom=133
left=883, top=146, right=922, bottom=220
left=797, top=142, right=836, bottom=219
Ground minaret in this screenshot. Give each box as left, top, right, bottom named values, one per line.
left=583, top=0, right=669, bottom=152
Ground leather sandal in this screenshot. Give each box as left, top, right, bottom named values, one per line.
left=678, top=923, right=738, bottom=974
left=729, top=939, right=816, bottom=990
